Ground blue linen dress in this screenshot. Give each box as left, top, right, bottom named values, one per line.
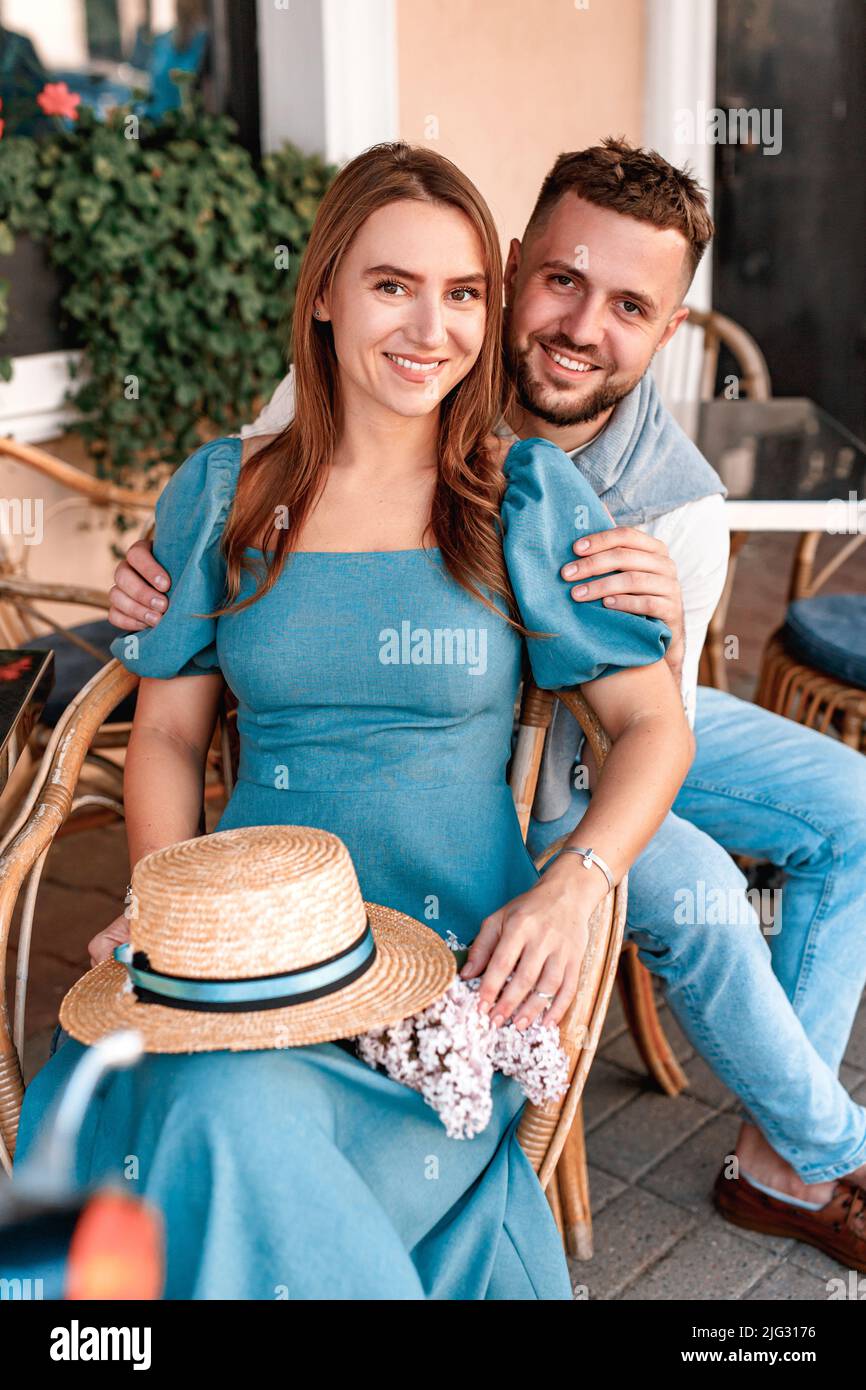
left=15, top=435, right=670, bottom=1300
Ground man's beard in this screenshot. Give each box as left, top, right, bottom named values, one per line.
left=505, top=333, right=641, bottom=428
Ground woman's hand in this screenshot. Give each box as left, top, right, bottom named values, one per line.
left=88, top=912, right=131, bottom=968
left=459, top=857, right=604, bottom=1031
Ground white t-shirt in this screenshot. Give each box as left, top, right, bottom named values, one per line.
left=636, top=493, right=729, bottom=726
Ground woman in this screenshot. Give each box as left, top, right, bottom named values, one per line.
left=16, top=143, right=693, bottom=1300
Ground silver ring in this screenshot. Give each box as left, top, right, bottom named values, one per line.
left=533, top=990, right=555, bottom=1000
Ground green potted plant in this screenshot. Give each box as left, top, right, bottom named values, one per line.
left=0, top=73, right=335, bottom=484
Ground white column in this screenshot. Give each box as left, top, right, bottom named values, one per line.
left=321, top=0, right=398, bottom=163
left=256, top=0, right=397, bottom=161
left=256, top=0, right=327, bottom=157
left=643, top=0, right=717, bottom=310
left=643, top=0, right=718, bottom=423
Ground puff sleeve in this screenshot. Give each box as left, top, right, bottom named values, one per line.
left=109, top=437, right=241, bottom=679
left=501, top=436, right=671, bottom=689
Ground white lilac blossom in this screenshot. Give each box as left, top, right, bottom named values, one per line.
left=354, top=977, right=570, bottom=1140
left=490, top=1012, right=570, bottom=1107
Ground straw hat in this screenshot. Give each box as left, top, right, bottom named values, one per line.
left=60, top=825, right=456, bottom=1053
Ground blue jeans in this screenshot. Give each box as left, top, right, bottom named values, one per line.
left=528, top=685, right=866, bottom=1185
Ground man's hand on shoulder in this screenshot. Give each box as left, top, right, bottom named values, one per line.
left=109, top=540, right=172, bottom=632
left=108, top=432, right=281, bottom=632
left=560, top=525, right=686, bottom=683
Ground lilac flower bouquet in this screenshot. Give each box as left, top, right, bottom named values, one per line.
left=354, top=949, right=571, bottom=1140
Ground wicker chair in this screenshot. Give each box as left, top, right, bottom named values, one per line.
left=0, top=661, right=629, bottom=1275
left=683, top=306, right=772, bottom=407
left=754, top=531, right=866, bottom=749
left=0, top=437, right=158, bottom=821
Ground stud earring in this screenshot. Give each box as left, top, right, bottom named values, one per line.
left=313, top=309, right=321, bottom=318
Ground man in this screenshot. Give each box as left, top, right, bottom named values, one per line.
left=109, top=138, right=866, bottom=1268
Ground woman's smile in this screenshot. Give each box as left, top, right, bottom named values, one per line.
left=383, top=351, right=450, bottom=383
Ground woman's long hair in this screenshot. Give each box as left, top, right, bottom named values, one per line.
left=211, top=142, right=520, bottom=626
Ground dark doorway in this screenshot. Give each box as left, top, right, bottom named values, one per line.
left=714, top=0, right=866, bottom=441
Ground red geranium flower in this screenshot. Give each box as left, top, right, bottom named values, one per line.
left=37, top=82, right=82, bottom=121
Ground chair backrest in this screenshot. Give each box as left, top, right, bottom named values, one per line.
left=788, top=529, right=866, bottom=604
left=684, top=306, right=772, bottom=403
left=653, top=306, right=772, bottom=434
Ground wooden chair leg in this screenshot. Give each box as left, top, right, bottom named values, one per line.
left=617, top=943, right=687, bottom=1096
left=545, top=1165, right=564, bottom=1238
left=555, top=1100, right=593, bottom=1260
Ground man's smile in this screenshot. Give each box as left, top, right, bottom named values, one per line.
left=537, top=341, right=603, bottom=378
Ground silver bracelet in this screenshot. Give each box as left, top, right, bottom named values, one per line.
left=560, top=846, right=614, bottom=893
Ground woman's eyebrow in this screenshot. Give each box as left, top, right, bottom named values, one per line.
left=363, top=264, right=487, bottom=285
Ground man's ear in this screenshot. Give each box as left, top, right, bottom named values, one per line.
left=656, top=305, right=691, bottom=352
left=503, top=238, right=522, bottom=304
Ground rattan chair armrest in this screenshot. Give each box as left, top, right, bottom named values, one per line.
left=0, top=660, right=138, bottom=1163
left=513, top=683, right=624, bottom=1184
left=0, top=438, right=159, bottom=511
left=0, top=576, right=111, bottom=610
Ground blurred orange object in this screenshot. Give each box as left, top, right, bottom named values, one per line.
left=65, top=1189, right=164, bottom=1300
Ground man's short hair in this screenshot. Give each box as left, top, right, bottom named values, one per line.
left=526, top=136, right=715, bottom=289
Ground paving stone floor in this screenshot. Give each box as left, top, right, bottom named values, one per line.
left=566, top=985, right=866, bottom=1300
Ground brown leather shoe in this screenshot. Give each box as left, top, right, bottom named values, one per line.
left=713, top=1165, right=866, bottom=1271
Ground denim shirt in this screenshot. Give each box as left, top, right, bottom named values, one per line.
left=516, top=369, right=728, bottom=823
left=497, top=369, right=727, bottom=525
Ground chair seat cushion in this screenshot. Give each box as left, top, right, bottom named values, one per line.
left=27, top=619, right=138, bottom=726
left=781, top=595, right=866, bottom=690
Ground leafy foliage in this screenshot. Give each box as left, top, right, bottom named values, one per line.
left=0, top=76, right=335, bottom=480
